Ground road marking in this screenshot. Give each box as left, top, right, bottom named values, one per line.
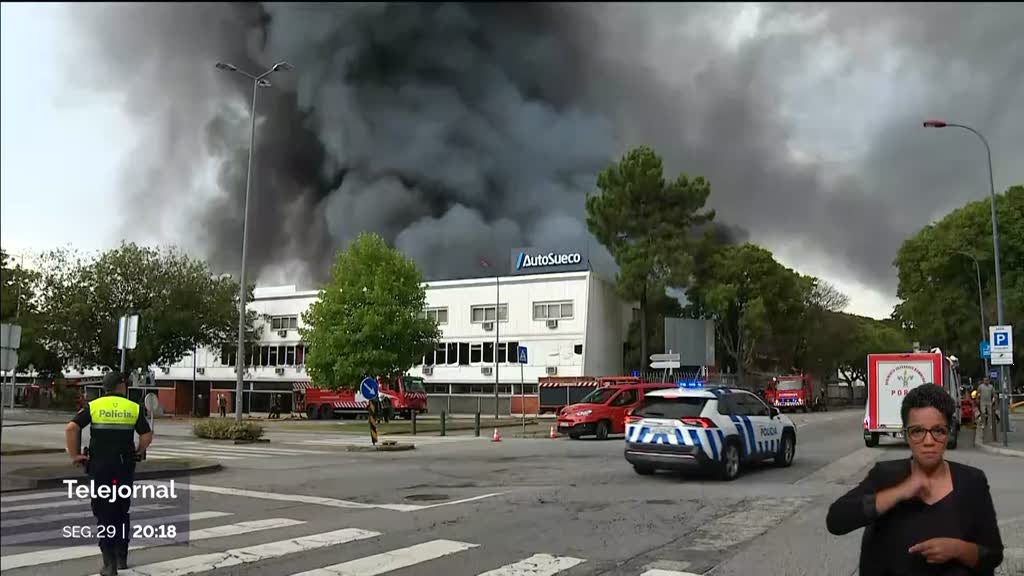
left=177, top=482, right=504, bottom=512
left=4, top=511, right=231, bottom=546
left=0, top=489, right=66, bottom=502
left=3, top=499, right=87, bottom=512
left=145, top=448, right=244, bottom=460
left=796, top=446, right=881, bottom=485
left=0, top=518, right=303, bottom=571
left=113, top=528, right=380, bottom=576
left=172, top=442, right=328, bottom=455
left=1, top=504, right=172, bottom=528
left=477, top=553, right=586, bottom=575
left=998, top=514, right=1024, bottom=526
left=683, top=497, right=813, bottom=551
left=640, top=571, right=701, bottom=576
left=291, top=539, right=478, bottom=576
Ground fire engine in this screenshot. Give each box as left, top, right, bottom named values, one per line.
left=297, top=375, right=428, bottom=420
left=764, top=374, right=816, bottom=413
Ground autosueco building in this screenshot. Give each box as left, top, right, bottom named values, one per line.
left=63, top=246, right=635, bottom=416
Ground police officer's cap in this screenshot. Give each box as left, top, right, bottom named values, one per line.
left=103, top=371, right=126, bottom=392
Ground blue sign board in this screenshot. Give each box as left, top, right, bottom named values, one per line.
left=989, top=369, right=999, bottom=379
left=631, top=370, right=640, bottom=377
left=993, top=330, right=1010, bottom=347
left=517, top=346, right=528, bottom=364
left=980, top=341, right=991, bottom=359
left=360, top=377, right=379, bottom=401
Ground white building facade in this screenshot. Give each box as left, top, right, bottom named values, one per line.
left=66, top=247, right=635, bottom=415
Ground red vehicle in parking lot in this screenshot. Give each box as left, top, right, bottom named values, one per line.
left=557, top=379, right=676, bottom=440
left=298, top=375, right=428, bottom=420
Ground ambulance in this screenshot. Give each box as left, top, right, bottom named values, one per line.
left=863, top=349, right=962, bottom=448
left=624, top=383, right=797, bottom=481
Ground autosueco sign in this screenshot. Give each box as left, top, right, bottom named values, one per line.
left=515, top=251, right=583, bottom=270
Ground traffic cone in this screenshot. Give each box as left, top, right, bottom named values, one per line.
left=549, top=426, right=557, bottom=439
left=491, top=428, right=502, bottom=442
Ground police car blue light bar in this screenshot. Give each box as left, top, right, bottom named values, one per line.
left=676, top=380, right=703, bottom=389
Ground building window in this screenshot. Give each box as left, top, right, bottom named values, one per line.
left=533, top=300, right=573, bottom=321
left=471, top=304, right=508, bottom=323
left=271, top=315, right=299, bottom=331
left=574, top=344, right=583, bottom=355
left=470, top=343, right=483, bottom=364
left=285, top=346, right=296, bottom=366
left=483, top=342, right=494, bottom=363
left=458, top=342, right=470, bottom=366
left=499, top=341, right=519, bottom=364
left=220, top=346, right=236, bottom=367
left=268, top=346, right=278, bottom=366
left=435, top=343, right=448, bottom=365
left=447, top=342, right=459, bottom=365
left=423, top=307, right=448, bottom=325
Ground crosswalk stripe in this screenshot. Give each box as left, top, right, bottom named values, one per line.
left=0, top=518, right=303, bottom=571
left=145, top=449, right=244, bottom=460
left=3, top=499, right=87, bottom=512
left=112, top=528, right=380, bottom=576
left=291, top=539, right=478, bottom=576
left=172, top=442, right=328, bottom=455
left=0, top=489, right=66, bottom=502
left=640, top=570, right=701, bottom=576
left=0, top=504, right=172, bottom=528
left=477, top=553, right=586, bottom=576
left=4, top=511, right=232, bottom=546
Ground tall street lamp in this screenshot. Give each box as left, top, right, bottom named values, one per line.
left=953, top=250, right=989, bottom=375
left=217, top=60, right=293, bottom=421
left=924, top=120, right=1008, bottom=446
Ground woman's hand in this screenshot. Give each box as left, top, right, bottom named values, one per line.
left=900, top=466, right=930, bottom=502
left=909, top=538, right=969, bottom=564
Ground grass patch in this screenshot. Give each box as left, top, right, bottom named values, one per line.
left=192, top=419, right=264, bottom=441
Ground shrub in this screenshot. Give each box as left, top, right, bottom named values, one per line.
left=192, top=419, right=264, bottom=441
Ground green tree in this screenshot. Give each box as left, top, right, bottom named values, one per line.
left=586, top=146, right=714, bottom=369
left=36, top=243, right=253, bottom=373
left=685, top=243, right=808, bottom=383
left=1, top=249, right=63, bottom=376
left=300, top=233, right=440, bottom=390
left=894, top=185, right=1022, bottom=384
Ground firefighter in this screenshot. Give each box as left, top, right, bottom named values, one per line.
left=65, top=371, right=153, bottom=575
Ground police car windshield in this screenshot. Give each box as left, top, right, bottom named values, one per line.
left=580, top=388, right=618, bottom=404
left=776, top=380, right=803, bottom=391
left=636, top=397, right=707, bottom=418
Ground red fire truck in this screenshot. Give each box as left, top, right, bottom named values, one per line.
left=297, top=375, right=428, bottom=420
left=764, top=374, right=816, bottom=412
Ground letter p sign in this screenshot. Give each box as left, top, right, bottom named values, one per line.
left=994, top=332, right=1009, bottom=346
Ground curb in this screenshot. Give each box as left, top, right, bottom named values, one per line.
left=344, top=443, right=415, bottom=453
left=0, top=447, right=66, bottom=456
left=1, top=462, right=223, bottom=493
left=974, top=426, right=1024, bottom=458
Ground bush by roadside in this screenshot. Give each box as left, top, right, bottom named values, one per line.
left=192, top=419, right=264, bottom=441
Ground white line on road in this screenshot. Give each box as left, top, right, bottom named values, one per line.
left=112, top=528, right=380, bottom=576
left=477, top=553, right=586, bottom=576
left=0, top=489, right=66, bottom=502
left=795, top=446, right=881, bottom=485
left=640, top=571, right=701, bottom=576
left=176, top=482, right=505, bottom=512
left=4, top=511, right=232, bottom=546
left=2, top=499, right=87, bottom=512
left=0, top=518, right=303, bottom=571
left=0, top=504, right=172, bottom=528
left=172, top=442, right=328, bottom=455
left=291, top=539, right=478, bottom=576
left=144, top=448, right=244, bottom=460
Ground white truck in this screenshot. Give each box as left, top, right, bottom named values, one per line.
left=863, top=349, right=962, bottom=449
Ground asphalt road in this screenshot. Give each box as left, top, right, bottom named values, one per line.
left=2, top=409, right=1022, bottom=576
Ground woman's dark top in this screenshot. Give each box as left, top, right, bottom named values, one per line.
left=827, top=459, right=1003, bottom=576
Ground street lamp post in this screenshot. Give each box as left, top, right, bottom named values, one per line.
left=217, top=60, right=293, bottom=421
left=954, top=251, right=989, bottom=375
left=924, top=120, right=1009, bottom=446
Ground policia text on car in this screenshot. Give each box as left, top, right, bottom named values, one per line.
left=65, top=371, right=153, bottom=576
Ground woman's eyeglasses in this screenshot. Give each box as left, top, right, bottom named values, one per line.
left=905, top=426, right=950, bottom=442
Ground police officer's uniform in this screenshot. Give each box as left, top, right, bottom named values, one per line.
left=71, top=381, right=151, bottom=574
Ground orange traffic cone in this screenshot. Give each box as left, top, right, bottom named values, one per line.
left=549, top=426, right=557, bottom=439
left=492, top=428, right=502, bottom=442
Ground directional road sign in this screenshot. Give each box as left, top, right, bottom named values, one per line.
left=517, top=346, right=528, bottom=364
left=360, top=377, right=379, bottom=401
left=650, top=353, right=681, bottom=362
left=651, top=360, right=681, bottom=369
left=980, top=340, right=991, bottom=359
left=989, top=325, right=1014, bottom=366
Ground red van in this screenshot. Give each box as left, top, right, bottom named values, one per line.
left=556, top=381, right=676, bottom=440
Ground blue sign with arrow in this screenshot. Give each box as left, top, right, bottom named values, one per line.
left=980, top=341, right=991, bottom=359
left=360, top=377, right=379, bottom=401
left=518, top=345, right=528, bottom=364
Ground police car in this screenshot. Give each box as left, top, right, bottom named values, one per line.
left=624, top=383, right=797, bottom=481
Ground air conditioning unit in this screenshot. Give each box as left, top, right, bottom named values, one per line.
left=273, top=367, right=284, bottom=376
left=546, top=319, right=559, bottom=329
left=277, top=330, right=288, bottom=337
left=545, top=366, right=558, bottom=376
left=296, top=365, right=304, bottom=373
left=481, top=366, right=493, bottom=376
left=160, top=366, right=170, bottom=374
left=423, top=365, right=434, bottom=376
left=482, top=322, right=494, bottom=331
left=196, top=367, right=205, bottom=375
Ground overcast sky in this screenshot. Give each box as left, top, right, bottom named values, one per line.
left=2, top=3, right=1021, bottom=321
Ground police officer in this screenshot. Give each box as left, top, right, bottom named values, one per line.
left=65, top=371, right=153, bottom=575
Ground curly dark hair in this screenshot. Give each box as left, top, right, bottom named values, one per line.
left=901, top=383, right=956, bottom=427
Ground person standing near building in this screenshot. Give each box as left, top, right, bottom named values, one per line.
left=977, top=378, right=994, bottom=432
left=218, top=393, right=227, bottom=418
left=65, top=371, right=153, bottom=575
